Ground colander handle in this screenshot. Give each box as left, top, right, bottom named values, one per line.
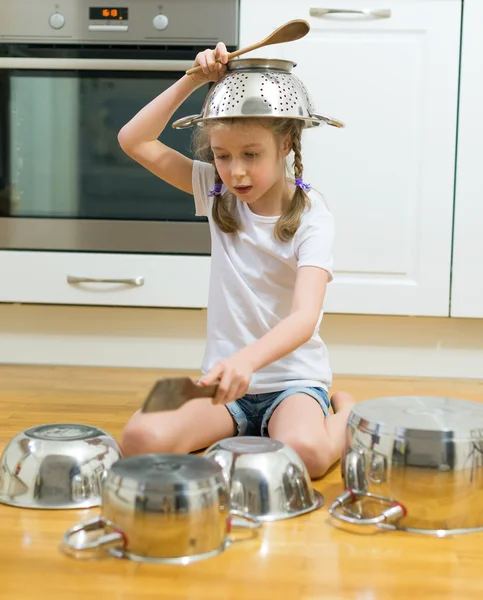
left=172, top=114, right=203, bottom=129
left=310, top=113, right=345, bottom=128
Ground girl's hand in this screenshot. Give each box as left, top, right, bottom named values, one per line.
left=189, top=41, right=229, bottom=84
left=199, top=355, right=253, bottom=405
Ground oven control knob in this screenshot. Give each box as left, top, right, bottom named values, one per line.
left=153, top=14, right=169, bottom=31
left=49, top=13, right=65, bottom=30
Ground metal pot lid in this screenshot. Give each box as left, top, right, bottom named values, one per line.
left=227, top=58, right=296, bottom=73
left=106, top=454, right=224, bottom=490
left=349, top=396, right=483, bottom=438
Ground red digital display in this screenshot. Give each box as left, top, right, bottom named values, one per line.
left=89, top=7, right=128, bottom=20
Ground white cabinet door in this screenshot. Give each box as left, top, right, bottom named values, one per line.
left=240, top=0, right=461, bottom=316
left=451, top=0, right=483, bottom=318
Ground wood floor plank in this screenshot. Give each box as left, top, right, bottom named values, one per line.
left=0, top=364, right=482, bottom=599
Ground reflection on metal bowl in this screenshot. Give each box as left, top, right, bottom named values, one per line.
left=0, top=423, right=122, bottom=509
left=204, top=437, right=324, bottom=521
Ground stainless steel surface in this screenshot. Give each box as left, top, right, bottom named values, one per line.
left=310, top=8, right=391, bottom=19
left=330, top=396, right=483, bottom=536
left=63, top=509, right=260, bottom=564
left=0, top=58, right=193, bottom=71
left=141, top=378, right=219, bottom=413
left=61, top=454, right=262, bottom=563
left=0, top=1, right=239, bottom=255
left=67, top=275, right=144, bottom=286
left=0, top=220, right=211, bottom=254
left=0, top=423, right=122, bottom=509
left=0, top=0, right=239, bottom=46
left=204, top=437, right=324, bottom=521
left=88, top=26, right=129, bottom=32
left=329, top=489, right=483, bottom=537
left=173, top=58, right=344, bottom=130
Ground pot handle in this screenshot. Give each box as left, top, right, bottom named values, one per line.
left=61, top=516, right=127, bottom=557
left=171, top=114, right=203, bottom=129
left=226, top=509, right=262, bottom=545
left=328, top=488, right=407, bottom=533
left=309, top=112, right=345, bottom=128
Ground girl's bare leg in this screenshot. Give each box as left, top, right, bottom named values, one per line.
left=268, top=391, right=356, bottom=478
left=120, top=398, right=237, bottom=456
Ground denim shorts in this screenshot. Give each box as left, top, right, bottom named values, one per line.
left=225, top=386, right=330, bottom=437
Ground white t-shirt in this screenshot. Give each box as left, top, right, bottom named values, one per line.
left=192, top=160, right=334, bottom=394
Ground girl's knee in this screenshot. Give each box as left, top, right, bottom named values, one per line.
left=120, top=414, right=179, bottom=456
left=279, top=435, right=333, bottom=479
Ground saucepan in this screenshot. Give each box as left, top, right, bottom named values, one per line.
left=62, top=454, right=262, bottom=564
left=0, top=423, right=122, bottom=509
left=328, top=396, right=483, bottom=537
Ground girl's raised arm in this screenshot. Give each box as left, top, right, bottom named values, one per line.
left=117, top=43, right=229, bottom=194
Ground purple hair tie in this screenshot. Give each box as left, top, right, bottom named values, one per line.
left=208, top=183, right=223, bottom=197
left=295, top=177, right=311, bottom=191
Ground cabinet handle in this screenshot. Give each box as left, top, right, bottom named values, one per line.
left=67, top=275, right=144, bottom=286
left=310, top=8, right=391, bottom=19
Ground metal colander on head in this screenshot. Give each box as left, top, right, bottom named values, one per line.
left=172, top=58, right=344, bottom=130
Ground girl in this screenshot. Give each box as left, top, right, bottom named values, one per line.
left=118, top=42, right=355, bottom=478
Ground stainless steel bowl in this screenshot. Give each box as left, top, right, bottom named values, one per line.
left=173, top=58, right=344, bottom=130
left=62, top=454, right=262, bottom=564
left=0, top=423, right=122, bottom=509
left=204, top=437, right=324, bottom=521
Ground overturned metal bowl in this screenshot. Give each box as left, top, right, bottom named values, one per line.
left=0, top=423, right=122, bottom=509
left=173, top=57, right=344, bottom=130
left=204, top=437, right=324, bottom=521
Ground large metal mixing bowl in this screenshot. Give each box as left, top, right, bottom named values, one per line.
left=0, top=423, right=122, bottom=509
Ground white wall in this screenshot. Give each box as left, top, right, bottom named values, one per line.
left=1, top=304, right=483, bottom=380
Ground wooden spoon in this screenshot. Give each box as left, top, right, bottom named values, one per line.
left=141, top=377, right=219, bottom=412
left=185, top=19, right=310, bottom=76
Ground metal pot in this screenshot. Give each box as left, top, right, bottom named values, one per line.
left=204, top=437, right=324, bottom=521
left=0, top=423, right=122, bottom=509
left=329, top=396, right=483, bottom=537
left=62, top=454, right=262, bottom=564
left=172, top=58, right=344, bottom=130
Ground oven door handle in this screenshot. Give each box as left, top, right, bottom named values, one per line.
left=0, top=58, right=194, bottom=71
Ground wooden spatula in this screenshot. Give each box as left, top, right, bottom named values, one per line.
left=141, top=377, right=218, bottom=413
left=185, top=19, right=310, bottom=76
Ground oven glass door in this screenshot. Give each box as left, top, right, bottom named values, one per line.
left=0, top=54, right=212, bottom=253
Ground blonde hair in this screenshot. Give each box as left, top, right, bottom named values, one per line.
left=192, top=118, right=309, bottom=242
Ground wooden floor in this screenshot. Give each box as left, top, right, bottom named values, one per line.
left=1, top=365, right=483, bottom=600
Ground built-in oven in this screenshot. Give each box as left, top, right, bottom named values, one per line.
left=0, top=0, right=239, bottom=256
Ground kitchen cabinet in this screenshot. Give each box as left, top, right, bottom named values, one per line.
left=450, top=0, right=483, bottom=318
left=0, top=251, right=210, bottom=308
left=240, top=0, right=462, bottom=316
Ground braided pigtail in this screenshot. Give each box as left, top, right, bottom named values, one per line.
left=274, top=120, right=310, bottom=242
left=211, top=167, right=239, bottom=233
